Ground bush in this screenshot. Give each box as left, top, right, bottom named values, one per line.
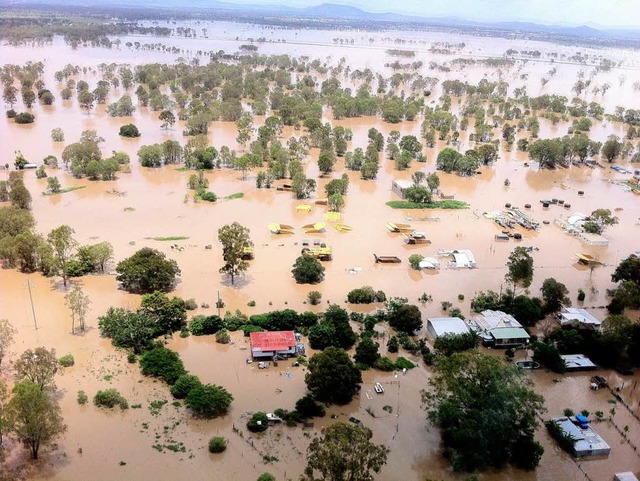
left=77, top=390, right=88, bottom=405
left=171, top=374, right=202, bottom=399
left=190, top=315, right=225, bottom=336
left=409, top=254, right=424, bottom=270
left=59, top=354, right=75, bottom=367
left=208, top=436, right=228, bottom=453
left=184, top=298, right=198, bottom=310
left=257, top=474, right=276, bottom=481
left=115, top=247, right=180, bottom=294
left=119, top=123, right=141, bottom=137
left=346, top=286, right=386, bottom=304
left=127, top=352, right=137, bottom=364
left=94, top=389, right=128, bottom=409
left=434, top=332, right=479, bottom=357
left=308, top=290, right=322, bottom=305
left=247, top=412, right=269, bottom=432
left=294, top=394, right=326, bottom=419
left=387, top=336, right=399, bottom=353
left=395, top=357, right=416, bottom=370
left=292, top=255, right=325, bottom=284
left=185, top=384, right=233, bottom=417
left=6, top=109, right=16, bottom=118
left=373, top=356, right=396, bottom=371
left=577, top=289, right=586, bottom=302
left=15, top=112, right=35, bottom=124
left=198, top=191, right=217, bottom=202
left=215, top=329, right=231, bottom=344
left=139, top=348, right=186, bottom=385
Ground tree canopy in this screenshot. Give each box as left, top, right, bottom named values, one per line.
left=305, top=347, right=362, bottom=405
left=218, top=222, right=253, bottom=285
left=115, top=247, right=180, bottom=293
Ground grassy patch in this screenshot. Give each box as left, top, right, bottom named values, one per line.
left=150, top=236, right=189, bottom=241
left=174, top=167, right=191, bottom=172
left=42, top=186, right=86, bottom=196
left=124, top=207, right=135, bottom=212
left=224, top=192, right=244, bottom=200
left=386, top=200, right=469, bottom=209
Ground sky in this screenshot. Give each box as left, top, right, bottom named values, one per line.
left=222, top=0, right=640, bottom=28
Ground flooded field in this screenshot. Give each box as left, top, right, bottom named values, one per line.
left=1, top=20, right=640, bottom=481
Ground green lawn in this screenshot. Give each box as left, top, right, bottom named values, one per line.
left=386, top=200, right=469, bottom=209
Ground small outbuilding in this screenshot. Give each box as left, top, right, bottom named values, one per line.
left=250, top=331, right=297, bottom=359
left=549, top=416, right=610, bottom=458
left=391, top=179, right=414, bottom=199
left=558, top=308, right=602, bottom=330
left=561, top=354, right=597, bottom=371
left=426, top=317, right=471, bottom=340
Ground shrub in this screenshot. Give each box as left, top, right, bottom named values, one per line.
left=346, top=286, right=385, bottom=304
left=434, top=332, right=479, bottom=356
left=171, top=374, right=202, bottom=399
left=409, top=254, right=424, bottom=270
left=119, top=123, right=141, bottom=137
left=373, top=356, right=395, bottom=371
left=208, top=436, right=228, bottom=453
left=387, top=336, right=399, bottom=353
left=15, top=112, right=35, bottom=124
left=77, top=390, right=88, bottom=405
left=59, top=354, right=75, bottom=367
left=115, top=248, right=180, bottom=294
left=257, top=473, right=276, bottom=481
left=395, top=357, right=416, bottom=370
left=307, top=290, right=322, bottom=305
left=127, top=352, right=137, bottom=364
left=295, top=395, right=326, bottom=419
left=292, top=255, right=325, bottom=284
left=185, top=384, right=233, bottom=417
left=215, top=329, right=231, bottom=344
left=577, top=289, right=586, bottom=302
left=6, top=109, right=16, bottom=118
left=199, top=191, right=217, bottom=202
left=190, top=315, right=225, bottom=336
left=184, top=298, right=198, bottom=310
left=94, top=389, right=128, bottom=409
left=139, top=348, right=186, bottom=385
left=247, top=412, right=269, bottom=432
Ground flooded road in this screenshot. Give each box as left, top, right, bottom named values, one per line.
left=1, top=21, right=640, bottom=481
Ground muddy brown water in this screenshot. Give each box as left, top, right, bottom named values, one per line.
left=1, top=23, right=640, bottom=480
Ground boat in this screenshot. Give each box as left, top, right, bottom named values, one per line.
left=403, top=231, right=431, bottom=245
left=574, top=253, right=602, bottom=266
left=303, top=222, right=326, bottom=234
left=334, top=224, right=352, bottom=232
left=296, top=204, right=312, bottom=212
left=374, top=382, right=384, bottom=394
left=386, top=222, right=412, bottom=232
left=374, top=254, right=401, bottom=264
left=267, top=223, right=295, bottom=234
left=495, top=234, right=510, bottom=241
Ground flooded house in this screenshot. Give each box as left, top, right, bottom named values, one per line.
left=249, top=331, right=297, bottom=359
left=469, top=310, right=530, bottom=347
left=391, top=179, right=414, bottom=199
left=558, top=307, right=602, bottom=330
left=426, top=317, right=472, bottom=340
left=549, top=416, right=611, bottom=458
left=561, top=354, right=597, bottom=371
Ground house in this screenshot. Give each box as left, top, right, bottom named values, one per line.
left=558, top=308, right=602, bottom=330
left=249, top=331, right=297, bottom=359
left=561, top=354, right=597, bottom=371
left=437, top=249, right=477, bottom=269
left=549, top=416, right=610, bottom=457
left=391, top=179, right=414, bottom=199
left=469, top=310, right=530, bottom=347
left=426, top=317, right=471, bottom=340
left=615, top=473, right=640, bottom=481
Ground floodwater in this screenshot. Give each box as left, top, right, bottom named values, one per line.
left=1, top=21, right=640, bottom=481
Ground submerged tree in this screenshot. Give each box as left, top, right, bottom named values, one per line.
left=505, top=246, right=534, bottom=293
left=65, top=286, right=91, bottom=333
left=218, top=222, right=253, bottom=285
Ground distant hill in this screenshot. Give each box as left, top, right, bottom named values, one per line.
left=4, top=0, right=640, bottom=42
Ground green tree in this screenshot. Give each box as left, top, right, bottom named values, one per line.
left=158, top=109, right=176, bottom=130
left=138, top=291, right=187, bottom=334
left=64, top=286, right=91, bottom=333
left=302, top=422, right=388, bottom=481
left=235, top=112, right=253, bottom=149
left=115, top=248, right=180, bottom=293
left=257, top=473, right=276, bottom=481
left=3, top=84, right=18, bottom=108
left=318, top=150, right=335, bottom=175
left=0, top=381, right=8, bottom=446
left=426, top=172, right=440, bottom=193
left=47, top=225, right=78, bottom=287
left=540, top=278, right=570, bottom=314
left=292, top=255, right=325, bottom=284
left=14, top=347, right=58, bottom=390
left=218, top=222, right=253, bottom=285
left=305, top=347, right=362, bottom=404
left=528, top=138, right=564, bottom=169
left=185, top=383, right=233, bottom=417
left=386, top=298, right=422, bottom=334
left=328, top=193, right=345, bottom=212
left=354, top=334, right=380, bottom=366
left=46, top=177, right=61, bottom=194
left=583, top=208, right=618, bottom=235
left=505, top=246, right=534, bottom=293
left=422, top=352, right=545, bottom=471
left=0, top=319, right=17, bottom=368
left=119, top=123, right=140, bottom=138
left=601, top=135, right=623, bottom=162
left=98, top=307, right=156, bottom=354
left=7, top=380, right=66, bottom=459
left=78, top=89, right=95, bottom=113
left=8, top=174, right=32, bottom=210
left=612, top=254, right=640, bottom=287
left=139, top=348, right=186, bottom=385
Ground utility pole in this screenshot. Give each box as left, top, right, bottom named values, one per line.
left=26, top=279, right=38, bottom=330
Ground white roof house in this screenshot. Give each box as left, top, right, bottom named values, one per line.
left=427, top=317, right=471, bottom=340
left=437, top=249, right=477, bottom=269
left=418, top=257, right=440, bottom=269
left=550, top=417, right=610, bottom=457
left=558, top=308, right=602, bottom=330
left=469, top=310, right=529, bottom=347
left=562, top=354, right=597, bottom=371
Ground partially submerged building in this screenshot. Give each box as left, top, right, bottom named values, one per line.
left=249, top=331, right=297, bottom=359
left=555, top=212, right=609, bottom=246
left=391, top=179, right=414, bottom=199
left=549, top=416, right=610, bottom=458
left=561, top=354, right=597, bottom=371
left=558, top=308, right=602, bottom=330
left=469, top=310, right=530, bottom=347
left=437, top=249, right=477, bottom=269
left=426, top=317, right=471, bottom=340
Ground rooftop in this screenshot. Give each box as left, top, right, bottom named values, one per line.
left=490, top=327, right=530, bottom=340
left=472, top=310, right=522, bottom=332
left=551, top=417, right=610, bottom=457
left=250, top=331, right=296, bottom=352
left=559, top=308, right=602, bottom=328
left=561, top=354, right=597, bottom=370
left=392, top=179, right=414, bottom=189
left=427, top=317, right=471, bottom=337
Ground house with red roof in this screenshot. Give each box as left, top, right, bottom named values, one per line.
left=250, top=331, right=297, bottom=358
